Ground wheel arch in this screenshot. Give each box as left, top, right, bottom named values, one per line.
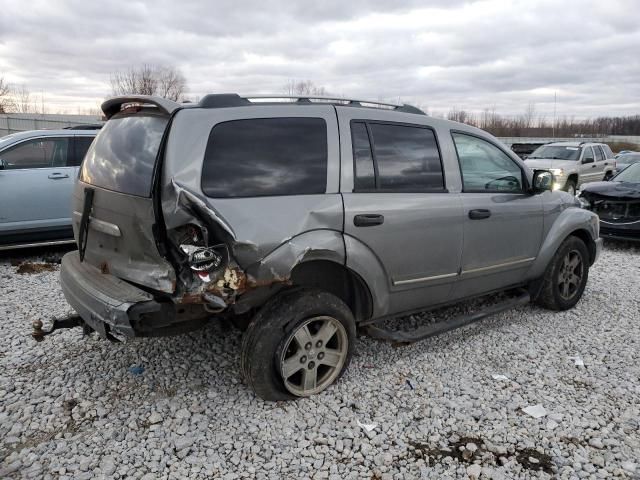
left=567, top=173, right=579, bottom=186
left=569, top=228, right=598, bottom=265
left=290, top=259, right=374, bottom=323
left=528, top=207, right=599, bottom=279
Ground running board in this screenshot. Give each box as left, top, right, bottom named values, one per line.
left=363, top=289, right=531, bottom=344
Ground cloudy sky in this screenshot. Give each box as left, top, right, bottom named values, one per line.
left=1, top=0, right=638, bottom=118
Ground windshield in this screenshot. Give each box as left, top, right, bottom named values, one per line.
left=528, top=145, right=581, bottom=160
left=80, top=114, right=168, bottom=197
left=613, top=163, right=640, bottom=183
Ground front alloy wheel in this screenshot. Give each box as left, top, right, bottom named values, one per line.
left=557, top=250, right=584, bottom=300
left=280, top=316, right=349, bottom=396
left=535, top=236, right=589, bottom=311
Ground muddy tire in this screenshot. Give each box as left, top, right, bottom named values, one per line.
left=535, top=236, right=589, bottom=311
left=563, top=179, right=576, bottom=196
left=241, top=288, right=356, bottom=401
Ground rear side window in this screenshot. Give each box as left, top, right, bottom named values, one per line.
left=602, top=145, right=614, bottom=158
left=351, top=122, right=375, bottom=190
left=594, top=146, right=605, bottom=162
left=351, top=121, right=444, bottom=192
left=80, top=115, right=167, bottom=197
left=202, top=118, right=327, bottom=198
left=0, top=137, right=70, bottom=169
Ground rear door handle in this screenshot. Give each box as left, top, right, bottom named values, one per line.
left=48, top=173, right=69, bottom=179
left=591, top=165, right=597, bottom=168
left=468, top=209, right=491, bottom=220
left=354, top=214, right=384, bottom=227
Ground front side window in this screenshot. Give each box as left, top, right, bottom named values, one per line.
left=202, top=118, right=327, bottom=198
left=582, top=147, right=594, bottom=163
left=452, top=132, right=523, bottom=193
left=0, top=137, right=70, bottom=169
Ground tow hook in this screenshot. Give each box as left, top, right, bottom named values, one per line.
left=32, top=315, right=93, bottom=342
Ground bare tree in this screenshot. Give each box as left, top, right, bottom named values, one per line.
left=447, top=107, right=473, bottom=125
left=283, top=80, right=328, bottom=97
left=523, top=102, right=536, bottom=131
left=156, top=66, right=186, bottom=102
left=13, top=85, right=32, bottom=113
left=110, top=64, right=186, bottom=101
left=0, top=76, right=13, bottom=113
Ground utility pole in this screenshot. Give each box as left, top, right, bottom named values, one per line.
left=552, top=91, right=557, bottom=138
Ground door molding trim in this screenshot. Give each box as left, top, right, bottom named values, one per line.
left=461, top=257, right=535, bottom=275
left=392, top=271, right=458, bottom=286
left=392, top=256, right=536, bottom=286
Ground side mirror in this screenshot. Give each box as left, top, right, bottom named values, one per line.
left=0, top=159, right=6, bottom=170
left=531, top=170, right=553, bottom=193
left=582, top=157, right=594, bottom=164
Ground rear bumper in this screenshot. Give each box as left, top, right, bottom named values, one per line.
left=60, top=251, right=165, bottom=338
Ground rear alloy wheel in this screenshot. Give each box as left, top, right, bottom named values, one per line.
left=279, top=316, right=349, bottom=396
left=241, top=288, right=355, bottom=401
left=603, top=172, right=613, bottom=181
left=536, top=236, right=589, bottom=310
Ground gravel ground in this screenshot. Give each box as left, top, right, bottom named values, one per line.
left=1, top=242, right=639, bottom=479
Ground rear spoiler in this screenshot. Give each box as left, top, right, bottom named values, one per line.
left=101, top=95, right=181, bottom=120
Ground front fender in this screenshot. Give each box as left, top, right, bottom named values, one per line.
left=343, top=234, right=390, bottom=318
left=528, top=206, right=599, bottom=279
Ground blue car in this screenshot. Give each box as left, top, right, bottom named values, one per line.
left=0, top=129, right=97, bottom=250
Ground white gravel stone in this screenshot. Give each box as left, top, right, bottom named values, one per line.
left=1, top=243, right=639, bottom=479
left=466, top=464, right=482, bottom=478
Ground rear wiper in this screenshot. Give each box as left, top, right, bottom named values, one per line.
left=78, top=187, right=95, bottom=262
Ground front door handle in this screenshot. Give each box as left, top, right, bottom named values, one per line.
left=48, top=173, right=69, bottom=179
left=354, top=214, right=384, bottom=227
left=469, top=209, right=491, bottom=220
left=591, top=165, right=597, bottom=168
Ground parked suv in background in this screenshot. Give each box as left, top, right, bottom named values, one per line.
left=525, top=142, right=616, bottom=195
left=58, top=95, right=601, bottom=400
left=0, top=129, right=97, bottom=249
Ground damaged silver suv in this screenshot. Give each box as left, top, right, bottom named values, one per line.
left=56, top=94, right=602, bottom=400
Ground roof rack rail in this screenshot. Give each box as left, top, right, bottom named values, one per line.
left=198, top=93, right=426, bottom=115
